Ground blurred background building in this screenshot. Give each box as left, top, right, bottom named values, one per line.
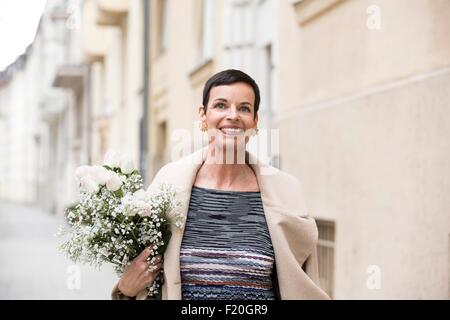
left=0, top=0, right=449, bottom=299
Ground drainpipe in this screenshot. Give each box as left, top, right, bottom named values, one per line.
left=140, top=0, right=150, bottom=185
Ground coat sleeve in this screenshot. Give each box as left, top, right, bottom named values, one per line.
left=303, top=240, right=321, bottom=286
left=111, top=283, right=151, bottom=300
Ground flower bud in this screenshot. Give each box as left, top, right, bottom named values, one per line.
left=91, top=165, right=111, bottom=185
left=80, top=176, right=100, bottom=194
left=120, top=156, right=135, bottom=175
left=75, top=165, right=92, bottom=180
left=106, top=172, right=123, bottom=192
left=103, top=150, right=121, bottom=168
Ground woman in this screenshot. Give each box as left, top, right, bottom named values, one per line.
left=112, top=69, right=330, bottom=300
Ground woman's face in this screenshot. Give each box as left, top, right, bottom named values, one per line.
left=199, top=82, right=258, bottom=157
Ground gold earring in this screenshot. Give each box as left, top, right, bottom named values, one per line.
left=200, top=122, right=208, bottom=132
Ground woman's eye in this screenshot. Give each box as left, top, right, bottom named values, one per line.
left=240, top=106, right=251, bottom=112
left=214, top=103, right=226, bottom=109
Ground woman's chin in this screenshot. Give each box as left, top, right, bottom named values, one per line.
left=212, top=140, right=247, bottom=154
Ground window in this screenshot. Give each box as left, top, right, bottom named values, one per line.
left=223, top=0, right=254, bottom=69
left=316, top=219, right=335, bottom=298
left=157, top=0, right=168, bottom=55
left=156, top=120, right=167, bottom=169
left=201, top=0, right=214, bottom=60
left=195, top=0, right=214, bottom=62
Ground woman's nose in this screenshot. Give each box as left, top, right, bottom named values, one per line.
left=226, top=106, right=239, bottom=120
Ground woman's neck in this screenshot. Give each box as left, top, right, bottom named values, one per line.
left=194, top=145, right=258, bottom=191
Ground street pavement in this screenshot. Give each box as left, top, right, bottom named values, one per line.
left=0, top=201, right=118, bottom=299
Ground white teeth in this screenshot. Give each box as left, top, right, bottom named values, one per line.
left=221, top=128, right=243, bottom=135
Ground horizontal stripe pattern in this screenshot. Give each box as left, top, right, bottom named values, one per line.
left=180, top=186, right=276, bottom=300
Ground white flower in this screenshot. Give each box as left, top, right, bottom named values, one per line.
left=132, top=199, right=148, bottom=209
left=134, top=205, right=150, bottom=217
left=139, top=210, right=150, bottom=217
left=133, top=189, right=147, bottom=201
left=106, top=173, right=123, bottom=192
left=103, top=150, right=121, bottom=168
left=80, top=176, right=99, bottom=194
left=120, top=155, right=135, bottom=175
left=91, top=165, right=111, bottom=185
left=121, top=193, right=132, bottom=203
left=123, top=209, right=135, bottom=217
left=75, top=165, right=93, bottom=180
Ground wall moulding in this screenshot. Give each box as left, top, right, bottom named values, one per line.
left=290, top=0, right=347, bottom=26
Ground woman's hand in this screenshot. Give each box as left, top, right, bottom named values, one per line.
left=117, top=247, right=163, bottom=297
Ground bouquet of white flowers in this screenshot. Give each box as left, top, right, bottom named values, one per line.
left=57, top=151, right=184, bottom=299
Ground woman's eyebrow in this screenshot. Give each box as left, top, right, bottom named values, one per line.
left=213, top=98, right=228, bottom=103
left=212, top=98, right=252, bottom=106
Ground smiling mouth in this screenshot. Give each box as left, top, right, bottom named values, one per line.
left=219, top=127, right=244, bottom=136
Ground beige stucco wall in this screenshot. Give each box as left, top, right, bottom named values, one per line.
left=279, top=0, right=450, bottom=109
left=278, top=0, right=450, bottom=298
left=280, top=68, right=450, bottom=299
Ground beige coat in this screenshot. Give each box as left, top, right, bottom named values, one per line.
left=112, top=148, right=330, bottom=300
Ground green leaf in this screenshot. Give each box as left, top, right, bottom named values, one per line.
left=113, top=189, right=124, bottom=198
left=159, top=227, right=172, bottom=255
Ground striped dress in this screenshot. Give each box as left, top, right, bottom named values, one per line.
left=180, top=186, right=276, bottom=300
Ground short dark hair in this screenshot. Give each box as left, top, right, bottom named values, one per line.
left=202, top=69, right=260, bottom=118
